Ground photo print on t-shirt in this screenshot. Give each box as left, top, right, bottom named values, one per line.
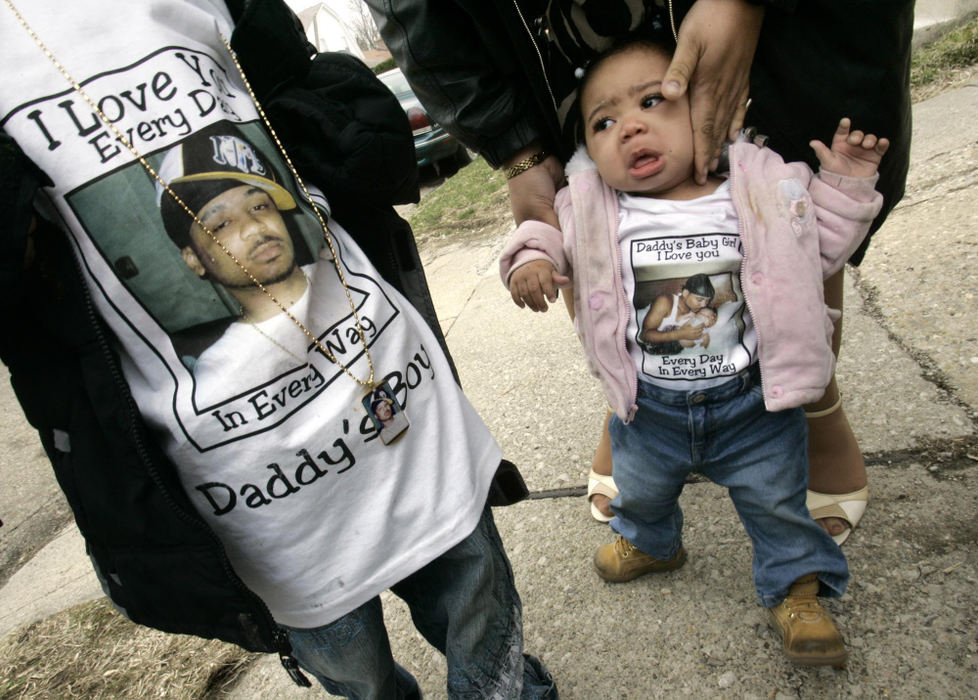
left=60, top=120, right=402, bottom=449
left=629, top=232, right=755, bottom=384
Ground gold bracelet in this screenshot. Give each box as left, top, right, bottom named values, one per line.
left=504, top=151, right=548, bottom=180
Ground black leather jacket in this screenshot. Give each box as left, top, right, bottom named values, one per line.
left=368, top=0, right=913, bottom=260
left=0, top=0, right=482, bottom=682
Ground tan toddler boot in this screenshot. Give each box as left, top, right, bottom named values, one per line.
left=768, top=573, right=847, bottom=666
left=593, top=535, right=686, bottom=582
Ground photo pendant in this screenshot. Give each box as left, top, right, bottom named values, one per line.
left=362, top=379, right=410, bottom=446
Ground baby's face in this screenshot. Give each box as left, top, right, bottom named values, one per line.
left=580, top=45, right=698, bottom=200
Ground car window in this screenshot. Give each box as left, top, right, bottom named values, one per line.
left=378, top=70, right=412, bottom=97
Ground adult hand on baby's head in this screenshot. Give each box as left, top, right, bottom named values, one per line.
left=661, top=0, right=765, bottom=184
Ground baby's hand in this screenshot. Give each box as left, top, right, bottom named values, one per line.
left=809, top=117, right=889, bottom=179
left=675, top=320, right=705, bottom=341
left=509, top=260, right=569, bottom=312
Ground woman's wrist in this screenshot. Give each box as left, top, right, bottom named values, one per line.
left=504, top=151, right=550, bottom=180
left=502, top=142, right=548, bottom=175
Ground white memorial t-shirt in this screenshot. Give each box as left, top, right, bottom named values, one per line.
left=1, top=0, right=500, bottom=627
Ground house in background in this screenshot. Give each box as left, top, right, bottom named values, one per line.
left=295, top=2, right=365, bottom=60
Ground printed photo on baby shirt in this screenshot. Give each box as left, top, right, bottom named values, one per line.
left=629, top=233, right=755, bottom=384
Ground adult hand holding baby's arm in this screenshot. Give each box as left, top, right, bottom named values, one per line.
left=509, top=260, right=570, bottom=312
left=810, top=118, right=889, bottom=178
left=503, top=143, right=565, bottom=228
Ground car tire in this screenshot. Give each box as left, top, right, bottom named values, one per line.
left=437, top=146, right=471, bottom=178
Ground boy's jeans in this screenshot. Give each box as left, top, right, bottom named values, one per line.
left=608, top=366, right=849, bottom=607
left=284, top=506, right=558, bottom=699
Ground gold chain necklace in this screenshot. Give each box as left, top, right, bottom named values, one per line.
left=250, top=321, right=308, bottom=365
left=4, top=0, right=379, bottom=390
left=8, top=0, right=412, bottom=444
left=246, top=273, right=313, bottom=365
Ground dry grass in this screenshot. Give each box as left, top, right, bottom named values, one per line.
left=911, top=16, right=978, bottom=102
left=0, top=599, right=256, bottom=700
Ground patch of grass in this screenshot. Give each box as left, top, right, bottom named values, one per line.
left=0, top=599, right=256, bottom=700
left=406, top=158, right=511, bottom=243
left=911, top=16, right=978, bottom=101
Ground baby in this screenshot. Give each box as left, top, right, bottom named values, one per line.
left=501, top=34, right=888, bottom=667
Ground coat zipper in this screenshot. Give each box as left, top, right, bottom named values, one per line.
left=667, top=0, right=679, bottom=43
left=727, top=146, right=767, bottom=398
left=612, top=195, right=638, bottom=420
left=513, top=0, right=558, bottom=116
left=69, top=243, right=310, bottom=686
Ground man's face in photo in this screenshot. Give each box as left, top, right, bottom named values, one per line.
left=681, top=289, right=712, bottom=313
left=181, top=185, right=296, bottom=288
left=375, top=401, right=394, bottom=422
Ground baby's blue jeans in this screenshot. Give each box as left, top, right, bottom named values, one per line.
left=283, top=506, right=557, bottom=699
left=609, top=366, right=849, bottom=607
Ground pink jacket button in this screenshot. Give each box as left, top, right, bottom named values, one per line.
left=589, top=293, right=604, bottom=310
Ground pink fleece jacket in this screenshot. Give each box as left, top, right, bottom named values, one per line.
left=500, top=141, right=883, bottom=423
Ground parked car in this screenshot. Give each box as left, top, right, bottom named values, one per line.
left=378, top=67, right=470, bottom=177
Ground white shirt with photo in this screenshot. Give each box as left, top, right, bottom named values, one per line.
left=1, top=0, right=501, bottom=628
left=617, top=182, right=759, bottom=391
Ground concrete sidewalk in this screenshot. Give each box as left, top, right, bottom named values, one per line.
left=3, top=23, right=978, bottom=700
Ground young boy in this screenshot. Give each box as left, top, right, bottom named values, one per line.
left=500, top=35, right=889, bottom=666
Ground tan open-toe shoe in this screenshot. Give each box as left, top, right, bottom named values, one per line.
left=805, top=396, right=868, bottom=545
left=806, top=486, right=868, bottom=546
left=587, top=469, right=617, bottom=523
